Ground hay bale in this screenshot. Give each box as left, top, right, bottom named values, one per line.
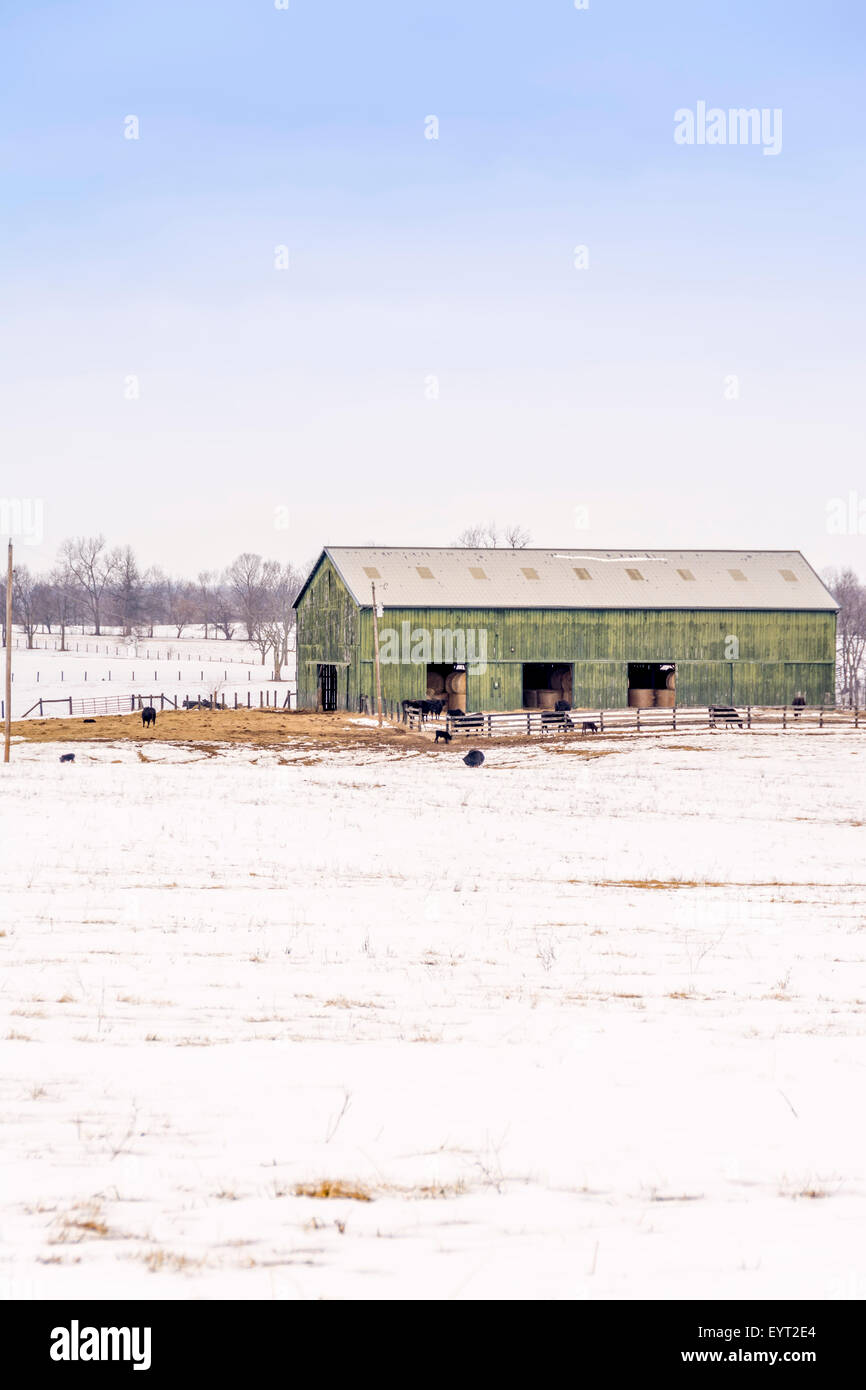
left=537, top=690, right=558, bottom=710
left=426, top=671, right=446, bottom=696
left=445, top=670, right=466, bottom=696
left=524, top=689, right=538, bottom=708
left=628, top=688, right=655, bottom=708
left=655, top=689, right=675, bottom=708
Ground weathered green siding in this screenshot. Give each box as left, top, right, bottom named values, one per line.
left=295, top=566, right=837, bottom=710
left=295, top=558, right=360, bottom=710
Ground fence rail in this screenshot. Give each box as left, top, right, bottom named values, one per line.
left=17, top=689, right=294, bottom=719
left=401, top=704, right=863, bottom=739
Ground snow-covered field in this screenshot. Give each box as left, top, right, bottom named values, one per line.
left=1, top=733, right=864, bottom=1300
left=7, top=628, right=295, bottom=719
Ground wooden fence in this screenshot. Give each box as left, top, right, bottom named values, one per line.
left=402, top=704, right=865, bottom=739
left=17, top=689, right=293, bottom=719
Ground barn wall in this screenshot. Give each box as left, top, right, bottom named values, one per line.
left=295, top=558, right=360, bottom=709
left=350, top=607, right=835, bottom=708
left=295, top=574, right=836, bottom=710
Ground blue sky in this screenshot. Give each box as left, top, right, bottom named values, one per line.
left=2, top=0, right=864, bottom=574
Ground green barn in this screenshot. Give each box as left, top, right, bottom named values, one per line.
left=293, top=548, right=838, bottom=713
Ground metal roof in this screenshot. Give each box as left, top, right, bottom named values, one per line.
left=297, top=548, right=837, bottom=611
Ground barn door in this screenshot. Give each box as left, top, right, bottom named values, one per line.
left=317, top=664, right=337, bottom=711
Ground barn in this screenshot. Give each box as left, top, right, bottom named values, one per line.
left=293, top=548, right=838, bottom=713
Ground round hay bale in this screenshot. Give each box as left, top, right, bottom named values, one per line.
left=524, top=689, right=538, bottom=708
left=537, top=690, right=558, bottom=710
left=665, top=670, right=676, bottom=690
left=426, top=672, right=446, bottom=695
left=655, top=689, right=675, bottom=708
left=445, top=670, right=466, bottom=695
left=628, top=687, right=655, bottom=708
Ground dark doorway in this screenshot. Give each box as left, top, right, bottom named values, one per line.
left=426, top=663, right=466, bottom=712
left=317, top=663, right=338, bottom=711
left=522, top=663, right=573, bottom=709
left=627, top=662, right=676, bottom=708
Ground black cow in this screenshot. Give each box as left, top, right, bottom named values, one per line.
left=463, top=749, right=485, bottom=768
left=59, top=753, right=75, bottom=763
left=83, top=718, right=95, bottom=724
left=434, top=729, right=452, bottom=744
left=448, top=709, right=465, bottom=719
left=582, top=721, right=598, bottom=734
left=141, top=706, right=157, bottom=728
left=555, top=699, right=571, bottom=712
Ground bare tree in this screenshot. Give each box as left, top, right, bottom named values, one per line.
left=211, top=583, right=237, bottom=641
left=45, top=566, right=79, bottom=650
left=226, top=553, right=270, bottom=642
left=12, top=564, right=39, bottom=648
left=59, top=535, right=121, bottom=634
left=823, top=567, right=866, bottom=705
left=453, top=521, right=530, bottom=548
left=110, top=545, right=144, bottom=635
left=502, top=522, right=531, bottom=548
left=196, top=571, right=217, bottom=639
left=255, top=563, right=304, bottom=679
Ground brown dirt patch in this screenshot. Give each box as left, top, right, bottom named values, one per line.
left=11, top=708, right=431, bottom=752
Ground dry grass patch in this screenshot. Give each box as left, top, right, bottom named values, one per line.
left=293, top=1180, right=373, bottom=1202
left=50, top=1201, right=112, bottom=1244
left=139, top=1249, right=204, bottom=1274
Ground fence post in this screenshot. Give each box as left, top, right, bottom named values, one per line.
left=599, top=711, right=604, bottom=733
left=747, top=706, right=752, bottom=729
left=247, top=691, right=250, bottom=707
left=69, top=697, right=72, bottom=714
left=672, top=705, right=676, bottom=731
left=636, top=708, right=640, bottom=733
left=39, top=699, right=43, bottom=715
left=783, top=705, right=787, bottom=730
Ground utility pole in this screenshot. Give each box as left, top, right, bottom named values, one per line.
left=4, top=540, right=12, bottom=762
left=371, top=583, right=383, bottom=727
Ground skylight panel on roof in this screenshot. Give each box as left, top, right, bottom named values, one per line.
left=626, top=568, right=644, bottom=581
left=416, top=566, right=434, bottom=579
left=677, top=568, right=696, bottom=581
left=521, top=567, right=539, bottom=580
left=729, top=569, right=747, bottom=581
left=779, top=569, right=798, bottom=582
left=363, top=566, right=381, bottom=579
left=469, top=567, right=488, bottom=579
left=573, top=567, right=591, bottom=580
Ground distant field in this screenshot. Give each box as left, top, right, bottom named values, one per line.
left=6, top=626, right=296, bottom=719
left=1, top=733, right=864, bottom=1300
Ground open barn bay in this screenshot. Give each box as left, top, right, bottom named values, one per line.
left=1, top=733, right=864, bottom=1300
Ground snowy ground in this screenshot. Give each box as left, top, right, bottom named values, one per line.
left=1, top=733, right=864, bottom=1300
left=7, top=628, right=295, bottom=719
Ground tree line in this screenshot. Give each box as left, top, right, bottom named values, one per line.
left=2, top=536, right=305, bottom=675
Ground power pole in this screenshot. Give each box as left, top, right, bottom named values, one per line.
left=4, top=540, right=12, bottom=762
left=371, top=583, right=383, bottom=727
